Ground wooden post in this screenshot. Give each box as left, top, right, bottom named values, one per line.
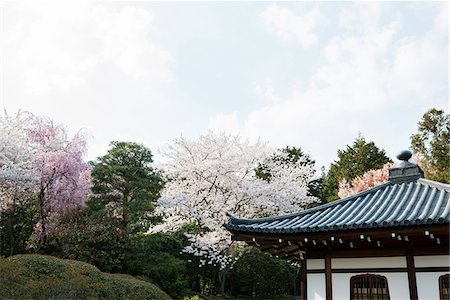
left=300, top=257, right=307, bottom=300
left=325, top=253, right=332, bottom=300
left=406, top=248, right=418, bottom=300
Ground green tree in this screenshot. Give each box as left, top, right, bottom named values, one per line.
left=89, top=141, right=163, bottom=234
left=256, top=146, right=315, bottom=181
left=44, top=208, right=130, bottom=273
left=323, top=136, right=391, bottom=201
left=0, top=197, right=38, bottom=257
left=227, top=248, right=298, bottom=297
left=125, top=233, right=189, bottom=299
left=411, top=108, right=449, bottom=183
left=256, top=146, right=324, bottom=201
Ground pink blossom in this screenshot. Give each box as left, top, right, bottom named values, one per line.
left=337, top=163, right=394, bottom=198
left=0, top=111, right=92, bottom=240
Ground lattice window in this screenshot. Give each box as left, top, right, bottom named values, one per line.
left=350, top=274, right=390, bottom=300
left=440, top=274, right=450, bottom=300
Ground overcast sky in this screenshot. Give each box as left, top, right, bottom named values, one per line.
left=2, top=1, right=448, bottom=169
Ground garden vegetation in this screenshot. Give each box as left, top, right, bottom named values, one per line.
left=0, top=108, right=447, bottom=299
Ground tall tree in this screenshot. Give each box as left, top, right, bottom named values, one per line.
left=152, top=132, right=318, bottom=293
left=256, top=146, right=324, bottom=202
left=89, top=141, right=163, bottom=234
left=0, top=112, right=91, bottom=247
left=323, top=136, right=391, bottom=201
left=410, top=108, right=449, bottom=183
left=0, top=112, right=38, bottom=255
left=29, top=117, right=91, bottom=245
left=337, top=162, right=394, bottom=199
left=0, top=112, right=37, bottom=211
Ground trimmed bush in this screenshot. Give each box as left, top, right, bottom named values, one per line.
left=0, top=254, right=171, bottom=300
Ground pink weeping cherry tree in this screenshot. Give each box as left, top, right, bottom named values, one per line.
left=27, top=116, right=91, bottom=245
left=0, top=111, right=91, bottom=246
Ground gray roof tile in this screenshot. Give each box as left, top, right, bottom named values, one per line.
left=225, top=178, right=450, bottom=234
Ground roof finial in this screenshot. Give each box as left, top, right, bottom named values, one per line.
left=389, top=150, right=423, bottom=183
left=397, top=150, right=412, bottom=161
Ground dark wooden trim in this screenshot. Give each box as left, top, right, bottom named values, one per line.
left=231, top=224, right=450, bottom=243
left=300, top=258, right=307, bottom=300
left=306, top=246, right=450, bottom=259
left=325, top=253, right=332, bottom=300
left=416, top=267, right=450, bottom=272
left=308, top=266, right=450, bottom=274
left=309, top=268, right=406, bottom=274
left=406, top=249, right=418, bottom=300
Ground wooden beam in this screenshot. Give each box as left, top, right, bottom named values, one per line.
left=300, top=257, right=307, bottom=300
left=325, top=253, right=332, bottom=300
left=230, top=224, right=450, bottom=245
left=406, top=248, right=418, bottom=300
left=306, top=246, right=450, bottom=259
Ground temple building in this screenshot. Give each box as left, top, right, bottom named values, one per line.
left=225, top=151, right=449, bottom=300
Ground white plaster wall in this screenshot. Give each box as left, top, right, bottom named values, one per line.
left=417, top=272, right=449, bottom=300
left=332, top=256, right=406, bottom=269
left=332, top=272, right=409, bottom=300
left=307, top=274, right=325, bottom=300
left=307, top=259, right=324, bottom=270
left=414, top=255, right=450, bottom=267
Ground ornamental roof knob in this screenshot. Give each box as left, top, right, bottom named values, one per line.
left=397, top=150, right=412, bottom=161
left=389, top=149, right=423, bottom=183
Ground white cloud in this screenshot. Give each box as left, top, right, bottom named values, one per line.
left=5, top=3, right=172, bottom=96
left=208, top=112, right=240, bottom=134
left=260, top=3, right=323, bottom=47
left=339, top=2, right=386, bottom=33
left=211, top=3, right=448, bottom=168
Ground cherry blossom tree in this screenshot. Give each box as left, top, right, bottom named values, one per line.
left=152, top=131, right=318, bottom=292
left=337, top=162, right=394, bottom=198
left=28, top=116, right=91, bottom=244
left=0, top=111, right=91, bottom=247
left=0, top=112, right=39, bottom=255
left=0, top=112, right=38, bottom=211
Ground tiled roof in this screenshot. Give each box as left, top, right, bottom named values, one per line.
left=225, top=178, right=450, bottom=234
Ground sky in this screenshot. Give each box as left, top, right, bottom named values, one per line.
left=1, top=1, right=448, bottom=169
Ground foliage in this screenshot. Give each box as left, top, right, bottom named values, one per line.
left=0, top=112, right=38, bottom=212
left=30, top=117, right=91, bottom=244
left=322, top=136, right=391, bottom=201
left=152, top=132, right=317, bottom=293
left=0, top=254, right=171, bottom=300
left=256, top=146, right=325, bottom=202
left=227, top=248, right=299, bottom=297
left=0, top=197, right=39, bottom=257
left=89, top=141, right=163, bottom=234
left=411, top=108, right=449, bottom=183
left=0, top=111, right=91, bottom=247
left=255, top=146, right=315, bottom=182
left=125, top=233, right=189, bottom=298
left=43, top=209, right=130, bottom=273
left=337, top=162, right=393, bottom=198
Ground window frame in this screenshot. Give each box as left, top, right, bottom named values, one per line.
left=440, top=274, right=450, bottom=300
left=350, top=273, right=390, bottom=300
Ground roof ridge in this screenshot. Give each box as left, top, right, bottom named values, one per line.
left=417, top=178, right=450, bottom=191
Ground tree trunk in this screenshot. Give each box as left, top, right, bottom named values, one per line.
left=38, top=188, right=47, bottom=246
left=9, top=198, right=16, bottom=257
left=121, top=192, right=130, bottom=234
left=218, top=268, right=227, bottom=294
